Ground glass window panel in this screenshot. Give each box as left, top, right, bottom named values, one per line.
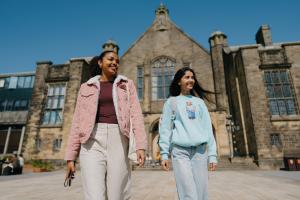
left=138, top=89, right=143, bottom=99
left=0, top=100, right=7, bottom=111
left=264, top=72, right=271, bottom=83
left=280, top=71, right=288, bottom=83
left=30, top=76, right=35, bottom=88
left=43, top=111, right=50, bottom=124
left=4, top=77, right=10, bottom=88
left=50, top=111, right=56, bottom=124
left=286, top=100, right=296, bottom=115
left=61, top=86, right=66, bottom=95
left=52, top=96, right=59, bottom=109
left=155, top=62, right=160, bottom=68
left=269, top=100, right=279, bottom=115
left=270, top=134, right=281, bottom=146
left=20, top=100, right=28, bottom=110
left=56, top=111, right=62, bottom=123
left=35, top=138, right=41, bottom=151
left=152, top=76, right=158, bottom=87
left=271, top=72, right=280, bottom=83
left=48, top=87, right=54, bottom=96
left=152, top=87, right=158, bottom=100
left=17, top=77, right=25, bottom=88
left=166, top=60, right=172, bottom=67
left=53, top=138, right=62, bottom=150
left=165, top=87, right=169, bottom=97
left=158, top=87, right=164, bottom=99
left=54, top=86, right=60, bottom=96
left=164, top=75, right=169, bottom=85
left=6, top=100, right=14, bottom=111
left=8, top=77, right=18, bottom=89
left=169, top=75, right=174, bottom=83
left=158, top=76, right=163, bottom=86
left=0, top=79, right=4, bottom=88
left=157, top=67, right=162, bottom=76
left=14, top=100, right=20, bottom=111
left=47, top=97, right=52, bottom=109
left=266, top=85, right=274, bottom=98
left=58, top=97, right=64, bottom=109
left=277, top=100, right=287, bottom=115
left=137, top=66, right=144, bottom=100
left=138, top=78, right=143, bottom=88
left=24, top=76, right=32, bottom=88
left=282, top=85, right=292, bottom=97
left=58, top=86, right=62, bottom=95
left=274, top=86, right=283, bottom=98
left=152, top=68, right=157, bottom=76
left=137, top=67, right=143, bottom=76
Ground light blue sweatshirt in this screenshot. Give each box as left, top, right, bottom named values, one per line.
left=159, top=95, right=217, bottom=163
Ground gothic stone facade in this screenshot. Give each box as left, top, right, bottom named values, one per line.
left=23, top=5, right=300, bottom=169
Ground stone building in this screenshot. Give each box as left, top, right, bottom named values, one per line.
left=17, top=4, right=300, bottom=169
left=22, top=59, right=90, bottom=163
left=222, top=25, right=300, bottom=168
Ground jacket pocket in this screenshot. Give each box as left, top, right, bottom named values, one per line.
left=80, top=89, right=95, bottom=97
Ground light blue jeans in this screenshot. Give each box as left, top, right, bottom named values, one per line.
left=171, top=144, right=208, bottom=200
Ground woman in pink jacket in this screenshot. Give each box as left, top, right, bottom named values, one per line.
left=65, top=40, right=147, bottom=200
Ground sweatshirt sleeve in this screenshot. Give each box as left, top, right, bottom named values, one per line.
left=159, top=99, right=172, bottom=160
left=200, top=101, right=218, bottom=163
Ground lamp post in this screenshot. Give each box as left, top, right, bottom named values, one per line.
left=226, top=115, right=242, bottom=159
left=226, top=115, right=234, bottom=159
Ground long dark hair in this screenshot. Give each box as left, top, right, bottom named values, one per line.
left=89, top=51, right=114, bottom=78
left=169, top=67, right=214, bottom=101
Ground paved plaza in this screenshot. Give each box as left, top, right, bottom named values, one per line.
left=0, top=169, right=299, bottom=200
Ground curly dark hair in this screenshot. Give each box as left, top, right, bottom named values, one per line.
left=89, top=51, right=115, bottom=78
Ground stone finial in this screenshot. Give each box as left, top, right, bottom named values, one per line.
left=155, top=2, right=169, bottom=16
left=256, top=25, right=272, bottom=46
left=101, top=39, right=119, bottom=55
left=154, top=3, right=170, bottom=31
left=209, top=31, right=228, bottom=47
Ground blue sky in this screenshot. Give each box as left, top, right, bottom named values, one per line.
left=0, top=0, right=299, bottom=74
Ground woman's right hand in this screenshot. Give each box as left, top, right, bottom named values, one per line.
left=161, top=159, right=170, bottom=171
left=65, top=160, right=75, bottom=179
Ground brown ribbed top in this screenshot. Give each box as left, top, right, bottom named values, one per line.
left=96, top=81, right=118, bottom=124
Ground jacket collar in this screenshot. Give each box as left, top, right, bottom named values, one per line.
left=87, top=75, right=128, bottom=88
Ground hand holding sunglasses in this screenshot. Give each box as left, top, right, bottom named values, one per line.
left=64, top=161, right=76, bottom=187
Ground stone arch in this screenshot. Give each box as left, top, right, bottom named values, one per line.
left=149, top=118, right=160, bottom=161
left=150, top=55, right=176, bottom=64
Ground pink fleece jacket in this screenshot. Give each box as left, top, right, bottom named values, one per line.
left=64, top=75, right=147, bottom=161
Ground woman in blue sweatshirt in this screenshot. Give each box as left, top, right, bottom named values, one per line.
left=159, top=67, right=217, bottom=200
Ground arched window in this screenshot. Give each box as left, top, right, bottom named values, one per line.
left=151, top=56, right=175, bottom=100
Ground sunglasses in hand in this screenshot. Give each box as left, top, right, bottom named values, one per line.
left=64, top=170, right=75, bottom=187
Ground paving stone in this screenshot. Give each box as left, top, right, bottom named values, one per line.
left=0, top=170, right=299, bottom=200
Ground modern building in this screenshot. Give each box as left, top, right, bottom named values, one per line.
left=0, top=72, right=35, bottom=156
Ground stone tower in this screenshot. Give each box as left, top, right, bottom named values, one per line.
left=209, top=31, right=229, bottom=111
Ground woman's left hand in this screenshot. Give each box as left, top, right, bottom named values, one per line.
left=136, top=149, right=145, bottom=167
left=209, top=162, right=217, bottom=171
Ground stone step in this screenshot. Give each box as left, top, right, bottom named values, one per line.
left=217, top=157, right=259, bottom=170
